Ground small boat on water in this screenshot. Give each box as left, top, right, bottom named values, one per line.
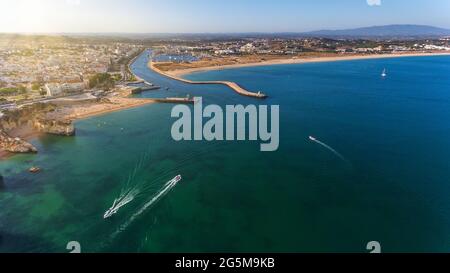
left=103, top=175, right=182, bottom=219
left=174, top=175, right=182, bottom=183
left=104, top=199, right=119, bottom=219
left=103, top=190, right=137, bottom=219
left=381, top=68, right=387, bottom=77
left=309, top=136, right=317, bottom=141
left=29, top=167, right=41, bottom=173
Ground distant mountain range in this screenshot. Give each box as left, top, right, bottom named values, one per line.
left=3, top=24, right=450, bottom=40
left=304, top=24, right=450, bottom=38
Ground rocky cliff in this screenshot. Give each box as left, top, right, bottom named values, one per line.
left=0, top=102, right=76, bottom=156
left=33, top=118, right=75, bottom=136
left=0, top=103, right=57, bottom=131
left=0, top=129, right=38, bottom=154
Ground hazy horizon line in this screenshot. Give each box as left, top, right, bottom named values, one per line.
left=1, top=24, right=449, bottom=36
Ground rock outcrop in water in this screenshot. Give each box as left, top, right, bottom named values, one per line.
left=0, top=129, right=38, bottom=154
left=33, top=118, right=75, bottom=136
left=0, top=102, right=76, bottom=156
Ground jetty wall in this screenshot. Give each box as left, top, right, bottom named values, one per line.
left=149, top=62, right=267, bottom=99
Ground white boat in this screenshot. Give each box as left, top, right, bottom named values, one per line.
left=103, top=175, right=182, bottom=219
left=174, top=175, right=182, bottom=183
left=309, top=136, right=317, bottom=141
left=104, top=199, right=120, bottom=219
left=104, top=189, right=138, bottom=219
left=381, top=68, right=387, bottom=77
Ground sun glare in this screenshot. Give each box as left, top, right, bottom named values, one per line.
left=14, top=0, right=51, bottom=33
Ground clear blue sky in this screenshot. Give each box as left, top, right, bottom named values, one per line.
left=0, top=0, right=449, bottom=33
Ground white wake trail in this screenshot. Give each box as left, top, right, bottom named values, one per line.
left=309, top=136, right=349, bottom=163
left=111, top=176, right=181, bottom=239
left=131, top=178, right=178, bottom=219
left=117, top=188, right=140, bottom=208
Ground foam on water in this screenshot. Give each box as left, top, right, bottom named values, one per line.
left=309, top=136, right=350, bottom=164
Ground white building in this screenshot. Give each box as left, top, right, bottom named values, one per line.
left=45, top=82, right=86, bottom=97
left=424, top=45, right=450, bottom=51
left=214, top=49, right=235, bottom=55
left=240, top=43, right=256, bottom=53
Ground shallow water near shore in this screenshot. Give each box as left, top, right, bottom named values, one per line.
left=1, top=51, right=450, bottom=252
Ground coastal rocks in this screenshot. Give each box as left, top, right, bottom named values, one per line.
left=33, top=118, right=75, bottom=136
left=0, top=129, right=38, bottom=154
left=0, top=103, right=57, bottom=131
left=1, top=103, right=56, bottom=125
left=0, top=102, right=76, bottom=156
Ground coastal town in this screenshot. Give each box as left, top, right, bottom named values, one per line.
left=0, top=36, right=143, bottom=101
left=155, top=36, right=450, bottom=58
left=2, top=35, right=450, bottom=104
left=150, top=36, right=450, bottom=73
left=1, top=34, right=450, bottom=158
left=0, top=36, right=154, bottom=158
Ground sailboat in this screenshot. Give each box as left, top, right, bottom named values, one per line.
left=381, top=68, right=387, bottom=78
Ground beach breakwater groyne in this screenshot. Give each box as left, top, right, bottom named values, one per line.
left=151, top=97, right=195, bottom=104
left=149, top=62, right=268, bottom=99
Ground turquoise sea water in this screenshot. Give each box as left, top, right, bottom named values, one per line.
left=1, top=51, right=450, bottom=253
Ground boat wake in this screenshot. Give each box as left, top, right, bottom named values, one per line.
left=103, top=150, right=164, bottom=219
left=130, top=175, right=181, bottom=221
left=104, top=188, right=140, bottom=219
left=103, top=141, right=226, bottom=246
left=110, top=175, right=182, bottom=239
left=309, top=136, right=349, bottom=163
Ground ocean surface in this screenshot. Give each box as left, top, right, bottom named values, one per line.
left=1, top=51, right=450, bottom=253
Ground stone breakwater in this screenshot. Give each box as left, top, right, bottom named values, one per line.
left=150, top=62, right=268, bottom=99
left=0, top=103, right=75, bottom=156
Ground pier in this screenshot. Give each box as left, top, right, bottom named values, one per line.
left=149, top=62, right=268, bottom=99
left=151, top=97, right=195, bottom=104
left=130, top=85, right=161, bottom=94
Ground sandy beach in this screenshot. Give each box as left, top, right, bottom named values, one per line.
left=165, top=52, right=450, bottom=77
left=46, top=97, right=156, bottom=121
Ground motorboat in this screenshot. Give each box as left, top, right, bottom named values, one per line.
left=103, top=175, right=182, bottom=219
left=104, top=190, right=137, bottom=219
left=174, top=175, right=182, bottom=183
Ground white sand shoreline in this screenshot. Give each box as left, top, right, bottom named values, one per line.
left=168, top=52, right=450, bottom=77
